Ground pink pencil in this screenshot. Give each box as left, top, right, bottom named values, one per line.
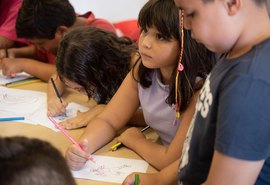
left=48, top=116, right=95, bottom=162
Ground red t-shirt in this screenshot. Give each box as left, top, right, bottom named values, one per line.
left=36, top=11, right=116, bottom=64
left=0, top=0, right=29, bottom=47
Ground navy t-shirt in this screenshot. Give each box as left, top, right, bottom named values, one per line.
left=178, top=38, right=270, bottom=185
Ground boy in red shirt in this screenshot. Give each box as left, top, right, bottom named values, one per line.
left=0, top=0, right=116, bottom=81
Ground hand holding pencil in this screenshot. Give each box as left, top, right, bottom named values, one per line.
left=47, top=78, right=68, bottom=116
left=110, top=126, right=150, bottom=151
left=1, top=48, right=16, bottom=77
left=48, top=116, right=95, bottom=170
left=1, top=57, right=21, bottom=78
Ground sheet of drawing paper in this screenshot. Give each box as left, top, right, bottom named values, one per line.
left=0, top=86, right=89, bottom=130
left=0, top=86, right=46, bottom=116
left=72, top=155, right=149, bottom=183
left=0, top=70, right=32, bottom=85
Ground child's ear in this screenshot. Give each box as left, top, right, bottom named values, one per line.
left=55, top=26, right=69, bottom=39
left=224, top=0, right=242, bottom=16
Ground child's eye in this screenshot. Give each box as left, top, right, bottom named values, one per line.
left=156, top=34, right=165, bottom=41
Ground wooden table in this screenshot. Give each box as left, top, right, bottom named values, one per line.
left=0, top=82, right=157, bottom=185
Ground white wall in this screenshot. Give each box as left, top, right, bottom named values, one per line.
left=69, top=0, right=147, bottom=23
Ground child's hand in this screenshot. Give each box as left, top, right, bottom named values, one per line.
left=65, top=139, right=90, bottom=170
left=0, top=49, right=15, bottom=60
left=122, top=172, right=138, bottom=185
left=122, top=172, right=159, bottom=185
left=1, top=58, right=23, bottom=77
left=59, top=110, right=90, bottom=129
left=47, top=96, right=68, bottom=116
left=117, top=127, right=146, bottom=149
left=59, top=104, right=105, bottom=130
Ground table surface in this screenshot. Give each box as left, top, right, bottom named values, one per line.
left=0, top=82, right=158, bottom=185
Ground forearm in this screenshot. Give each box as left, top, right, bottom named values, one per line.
left=18, top=58, right=56, bottom=81
left=157, top=159, right=179, bottom=185
left=140, top=159, right=179, bottom=185
left=79, top=117, right=117, bottom=154
left=0, top=36, right=14, bottom=49
left=132, top=139, right=178, bottom=170
left=9, top=45, right=36, bottom=58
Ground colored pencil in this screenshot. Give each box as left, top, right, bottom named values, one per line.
left=50, top=78, right=62, bottom=103
left=5, top=77, right=39, bottom=86
left=0, top=117, right=25, bottom=122
left=134, top=174, right=139, bottom=185
left=48, top=116, right=95, bottom=162
left=6, top=79, right=41, bottom=87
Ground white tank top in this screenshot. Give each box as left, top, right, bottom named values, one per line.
left=138, top=70, right=180, bottom=145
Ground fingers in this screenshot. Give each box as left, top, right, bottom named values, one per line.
left=65, top=143, right=90, bottom=170
left=47, top=99, right=68, bottom=116
left=122, top=173, right=137, bottom=185
left=1, top=58, right=18, bottom=77
left=59, top=110, right=90, bottom=129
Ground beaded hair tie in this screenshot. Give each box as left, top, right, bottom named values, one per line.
left=175, top=10, right=185, bottom=121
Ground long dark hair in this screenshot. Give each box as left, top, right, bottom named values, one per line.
left=57, top=26, right=138, bottom=103
left=133, top=0, right=214, bottom=112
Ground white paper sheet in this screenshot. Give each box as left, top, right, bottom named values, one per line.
left=72, top=155, right=149, bottom=183
left=0, top=70, right=32, bottom=85
left=0, top=86, right=89, bottom=130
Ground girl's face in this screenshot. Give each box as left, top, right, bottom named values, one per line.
left=174, top=0, right=241, bottom=54
left=62, top=78, right=86, bottom=95
left=138, top=26, right=179, bottom=74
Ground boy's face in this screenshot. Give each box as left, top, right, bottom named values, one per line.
left=29, top=37, right=61, bottom=54
left=174, top=0, right=239, bottom=53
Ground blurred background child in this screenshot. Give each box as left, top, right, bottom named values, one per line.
left=0, top=136, right=76, bottom=185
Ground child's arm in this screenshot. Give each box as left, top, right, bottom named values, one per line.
left=202, top=151, right=264, bottom=185
left=0, top=36, right=14, bottom=49
left=122, top=159, right=179, bottom=185
left=1, top=57, right=56, bottom=81
left=47, top=73, right=68, bottom=116
left=118, top=91, right=199, bottom=170
left=65, top=71, right=141, bottom=170
left=7, top=45, right=36, bottom=58
left=128, top=108, right=146, bottom=127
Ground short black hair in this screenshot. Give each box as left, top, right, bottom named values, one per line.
left=0, top=136, right=76, bottom=185
left=16, top=0, right=76, bottom=39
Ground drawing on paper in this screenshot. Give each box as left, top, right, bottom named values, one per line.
left=90, top=164, right=132, bottom=177
left=0, top=93, right=39, bottom=105
left=71, top=155, right=149, bottom=183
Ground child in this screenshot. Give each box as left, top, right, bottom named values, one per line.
left=65, top=0, right=214, bottom=171
left=48, top=26, right=143, bottom=129
left=0, top=0, right=115, bottom=81
left=176, top=0, right=270, bottom=184
left=0, top=0, right=29, bottom=49
left=124, top=0, right=270, bottom=184
left=0, top=136, right=76, bottom=185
